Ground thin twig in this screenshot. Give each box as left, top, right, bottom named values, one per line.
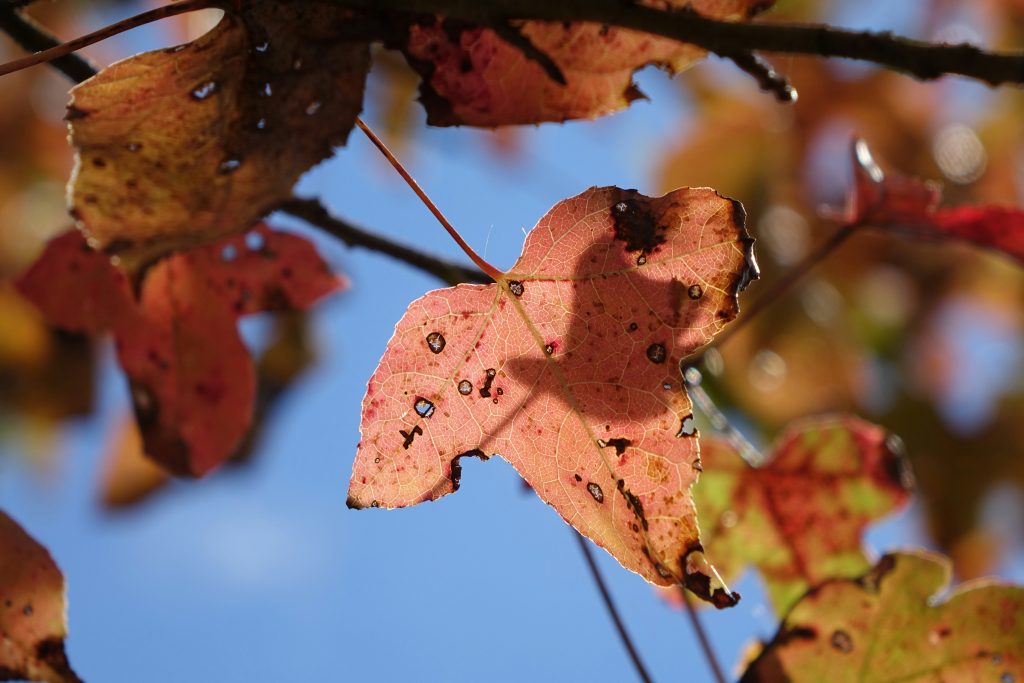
left=279, top=197, right=489, bottom=286
left=573, top=531, right=655, bottom=683
left=688, top=223, right=859, bottom=367
left=722, top=51, right=797, bottom=103
left=330, top=0, right=1024, bottom=88
left=682, top=367, right=763, bottom=468
left=0, top=0, right=226, bottom=78
left=0, top=6, right=96, bottom=82
left=680, top=587, right=728, bottom=683
left=354, top=118, right=503, bottom=281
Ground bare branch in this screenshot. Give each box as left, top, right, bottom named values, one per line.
left=279, top=197, right=489, bottom=286
left=330, top=0, right=1024, bottom=88
left=0, top=5, right=96, bottom=82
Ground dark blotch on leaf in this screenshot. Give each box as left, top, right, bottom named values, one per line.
left=479, top=368, right=496, bottom=398
left=400, top=424, right=423, bottom=449
left=450, top=448, right=489, bottom=491
left=830, top=630, right=854, bottom=653
left=426, top=331, right=446, bottom=354
left=610, top=191, right=668, bottom=253
left=646, top=343, right=667, bottom=364
left=602, top=437, right=631, bottom=456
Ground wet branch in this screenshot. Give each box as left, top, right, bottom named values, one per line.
left=573, top=531, right=656, bottom=683
left=331, top=0, right=1024, bottom=88
left=279, top=197, right=489, bottom=286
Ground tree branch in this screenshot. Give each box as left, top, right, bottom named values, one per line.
left=332, top=0, right=1024, bottom=87
left=279, top=197, right=489, bottom=286
left=0, top=5, right=96, bottom=82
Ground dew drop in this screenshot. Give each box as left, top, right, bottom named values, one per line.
left=413, top=397, right=435, bottom=418
left=587, top=482, right=604, bottom=503
left=425, top=331, right=446, bottom=354
left=219, top=158, right=241, bottom=174
left=254, top=40, right=270, bottom=53
left=613, top=201, right=628, bottom=213
left=457, top=380, right=472, bottom=395
left=221, top=244, right=238, bottom=262
left=486, top=368, right=496, bottom=377
left=305, top=101, right=322, bottom=116
left=662, top=382, right=672, bottom=390
left=260, top=82, right=273, bottom=97
left=191, top=80, right=218, bottom=100
left=688, top=284, right=703, bottom=299
left=830, top=630, right=854, bottom=653
left=508, top=280, right=525, bottom=297
left=544, top=344, right=554, bottom=355
left=256, top=117, right=267, bottom=131
left=636, top=254, right=647, bottom=266
left=646, top=343, right=667, bottom=364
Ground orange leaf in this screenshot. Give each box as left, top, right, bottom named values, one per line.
left=0, top=511, right=80, bottom=683
left=398, top=0, right=774, bottom=126
left=348, top=186, right=757, bottom=603
left=16, top=226, right=342, bottom=475
left=67, top=1, right=370, bottom=270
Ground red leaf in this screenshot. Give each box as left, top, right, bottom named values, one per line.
left=0, top=511, right=81, bottom=683
left=348, top=186, right=758, bottom=603
left=16, top=226, right=342, bottom=475
left=848, top=139, right=1024, bottom=263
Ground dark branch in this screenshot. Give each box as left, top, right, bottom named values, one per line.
left=573, top=531, right=656, bottom=683
left=330, top=0, right=1024, bottom=88
left=279, top=197, right=489, bottom=286
left=680, top=587, right=727, bottom=683
left=723, top=50, right=796, bottom=102
left=0, top=5, right=96, bottom=82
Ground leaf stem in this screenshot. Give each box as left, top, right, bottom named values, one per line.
left=0, top=0, right=227, bottom=79
left=573, top=531, right=656, bottom=683
left=680, top=587, right=728, bottom=683
left=279, top=197, right=489, bottom=286
left=689, top=223, right=859, bottom=367
left=354, top=118, right=504, bottom=282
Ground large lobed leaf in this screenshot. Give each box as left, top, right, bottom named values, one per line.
left=16, top=226, right=342, bottom=476
left=0, top=511, right=80, bottom=683
left=742, top=551, right=1024, bottom=682
left=348, top=186, right=758, bottom=602
left=849, top=139, right=1024, bottom=264
left=66, top=0, right=370, bottom=270
left=695, top=415, right=913, bottom=615
left=398, top=0, right=776, bottom=127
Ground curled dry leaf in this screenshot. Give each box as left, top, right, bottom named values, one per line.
left=742, top=551, right=1024, bottom=683
left=16, top=225, right=342, bottom=476
left=397, top=0, right=775, bottom=126
left=849, top=139, right=1024, bottom=264
left=0, top=511, right=81, bottom=683
left=693, top=415, right=913, bottom=614
left=67, top=1, right=370, bottom=271
left=348, top=186, right=758, bottom=603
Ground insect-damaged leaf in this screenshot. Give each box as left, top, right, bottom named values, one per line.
left=742, top=551, right=1024, bottom=683
left=16, top=225, right=342, bottom=476
left=67, top=1, right=370, bottom=271
left=396, top=0, right=775, bottom=127
left=848, top=139, right=1024, bottom=264
left=348, top=186, right=758, bottom=603
left=0, top=511, right=81, bottom=683
left=694, top=416, right=913, bottom=615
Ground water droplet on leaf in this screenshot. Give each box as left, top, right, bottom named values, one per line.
left=457, top=380, right=472, bottom=395
left=587, top=482, right=604, bottom=503
left=688, top=284, right=703, bottom=299
left=508, top=280, right=525, bottom=297
left=191, top=81, right=218, bottom=100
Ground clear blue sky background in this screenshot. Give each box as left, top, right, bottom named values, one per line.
left=1, top=2, right=1021, bottom=682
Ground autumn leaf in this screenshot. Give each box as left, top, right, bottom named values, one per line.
left=67, top=1, right=370, bottom=270
left=348, top=186, right=758, bottom=603
left=692, top=415, right=913, bottom=614
left=16, top=225, right=342, bottom=476
left=742, top=551, right=1024, bottom=683
left=396, top=0, right=775, bottom=127
left=0, top=511, right=80, bottom=683
left=848, top=138, right=1024, bottom=264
